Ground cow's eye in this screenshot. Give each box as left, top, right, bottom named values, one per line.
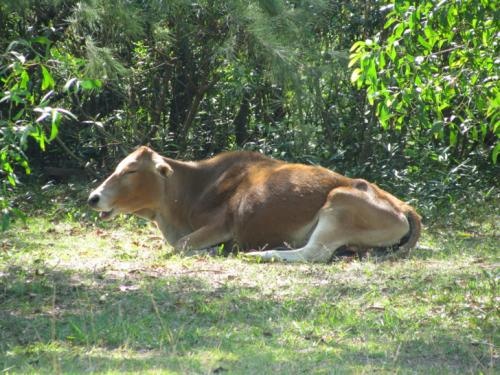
left=125, top=170, right=136, bottom=175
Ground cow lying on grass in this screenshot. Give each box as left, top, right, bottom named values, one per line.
left=88, top=146, right=421, bottom=262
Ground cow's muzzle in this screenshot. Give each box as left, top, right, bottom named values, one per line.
left=88, top=193, right=116, bottom=220
left=88, top=193, right=100, bottom=207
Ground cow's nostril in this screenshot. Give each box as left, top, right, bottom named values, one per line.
left=88, top=194, right=100, bottom=207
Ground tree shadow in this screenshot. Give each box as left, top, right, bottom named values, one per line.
left=1, top=258, right=496, bottom=373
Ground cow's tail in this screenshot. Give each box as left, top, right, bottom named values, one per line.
left=398, top=207, right=422, bottom=250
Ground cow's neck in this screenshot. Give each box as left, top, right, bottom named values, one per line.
left=164, top=157, right=205, bottom=209
left=154, top=157, right=203, bottom=245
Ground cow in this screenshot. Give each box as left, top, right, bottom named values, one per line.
left=88, top=146, right=421, bottom=262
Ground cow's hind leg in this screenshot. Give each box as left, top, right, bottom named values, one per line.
left=246, top=186, right=410, bottom=263
left=245, top=211, right=343, bottom=263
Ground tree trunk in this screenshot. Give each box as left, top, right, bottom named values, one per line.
left=358, top=103, right=375, bottom=164
left=234, top=90, right=251, bottom=146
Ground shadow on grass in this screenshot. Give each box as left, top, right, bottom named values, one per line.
left=1, top=259, right=496, bottom=374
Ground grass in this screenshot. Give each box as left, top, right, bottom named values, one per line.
left=0, top=183, right=498, bottom=374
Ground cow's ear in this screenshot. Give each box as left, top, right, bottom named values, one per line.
left=153, top=156, right=173, bottom=178
left=156, top=161, right=173, bottom=178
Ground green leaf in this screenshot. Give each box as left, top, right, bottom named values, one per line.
left=13, top=108, right=25, bottom=121
left=493, top=143, right=500, bottom=164
left=471, top=126, right=478, bottom=141
left=447, top=6, right=457, bottom=27
left=49, top=110, right=61, bottom=141
left=81, top=79, right=102, bottom=90
left=31, top=36, right=50, bottom=45
left=348, top=52, right=362, bottom=68
left=394, top=23, right=405, bottom=38
left=481, top=123, right=488, bottom=141
left=384, top=17, right=398, bottom=29
left=19, top=70, right=30, bottom=90
left=81, top=80, right=93, bottom=90
left=350, top=68, right=361, bottom=84
left=379, top=52, right=386, bottom=69
left=482, top=31, right=489, bottom=47
left=7, top=174, right=16, bottom=186
left=424, top=26, right=435, bottom=41
left=367, top=59, right=377, bottom=84
left=41, top=66, right=55, bottom=90
left=367, top=87, right=375, bottom=105
left=377, top=102, right=390, bottom=128
left=417, top=35, right=430, bottom=50
left=31, top=126, right=46, bottom=151
left=350, top=41, right=365, bottom=52
left=449, top=128, right=457, bottom=146
left=387, top=45, right=396, bottom=61
left=408, top=11, right=417, bottom=30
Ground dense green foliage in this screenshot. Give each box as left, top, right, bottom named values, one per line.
left=350, top=0, right=499, bottom=161
left=1, top=0, right=498, bottom=226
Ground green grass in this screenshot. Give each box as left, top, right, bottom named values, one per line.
left=0, top=185, right=498, bottom=374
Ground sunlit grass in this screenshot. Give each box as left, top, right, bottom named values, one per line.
left=0, top=186, right=498, bottom=374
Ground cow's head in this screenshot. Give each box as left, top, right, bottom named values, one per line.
left=88, top=146, right=173, bottom=220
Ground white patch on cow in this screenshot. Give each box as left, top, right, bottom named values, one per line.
left=289, top=218, right=318, bottom=246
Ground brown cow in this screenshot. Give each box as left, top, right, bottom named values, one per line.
left=88, top=146, right=421, bottom=262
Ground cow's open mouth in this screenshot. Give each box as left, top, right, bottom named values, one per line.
left=99, top=209, right=115, bottom=220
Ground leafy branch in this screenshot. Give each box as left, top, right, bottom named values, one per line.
left=349, top=0, right=499, bottom=163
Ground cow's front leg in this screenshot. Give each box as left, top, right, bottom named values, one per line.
left=174, top=223, right=231, bottom=252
